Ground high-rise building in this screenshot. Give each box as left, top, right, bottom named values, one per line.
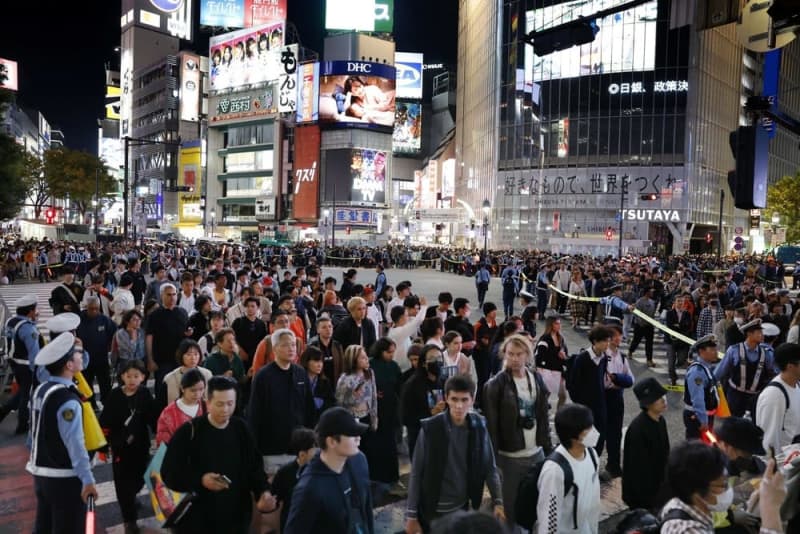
left=455, top=0, right=800, bottom=255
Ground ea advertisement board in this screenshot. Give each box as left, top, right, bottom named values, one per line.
left=318, top=61, right=396, bottom=132
left=394, top=52, right=423, bottom=99
left=209, top=22, right=285, bottom=91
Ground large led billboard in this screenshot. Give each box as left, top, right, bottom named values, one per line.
left=325, top=0, right=393, bottom=33
left=0, top=58, right=18, bottom=92
left=318, top=61, right=396, bottom=131
left=121, top=0, right=193, bottom=40
left=178, top=141, right=203, bottom=224
left=209, top=22, right=285, bottom=91
left=527, top=0, right=657, bottom=82
left=395, top=52, right=423, bottom=99
left=180, top=54, right=201, bottom=122
left=393, top=102, right=422, bottom=155
left=293, top=125, right=321, bottom=220
left=325, top=148, right=387, bottom=204
left=200, top=0, right=287, bottom=28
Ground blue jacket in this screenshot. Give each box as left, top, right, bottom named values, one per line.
left=284, top=451, right=374, bottom=534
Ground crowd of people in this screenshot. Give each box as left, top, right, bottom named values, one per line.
left=2, top=235, right=800, bottom=534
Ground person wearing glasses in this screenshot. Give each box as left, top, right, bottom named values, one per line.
left=145, top=283, right=192, bottom=388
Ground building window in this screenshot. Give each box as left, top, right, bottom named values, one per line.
left=224, top=150, right=274, bottom=173
left=222, top=204, right=256, bottom=222
left=223, top=176, right=273, bottom=197
left=226, top=123, right=274, bottom=147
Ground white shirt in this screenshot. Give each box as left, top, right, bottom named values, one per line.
left=177, top=290, right=196, bottom=316
left=756, top=375, right=800, bottom=453
left=500, top=369, right=539, bottom=458
left=386, top=296, right=406, bottom=323
left=388, top=306, right=428, bottom=372
left=366, top=303, right=382, bottom=340
left=536, top=445, right=600, bottom=534
left=110, top=288, right=135, bottom=325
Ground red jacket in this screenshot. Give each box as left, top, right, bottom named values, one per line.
left=156, top=400, right=206, bottom=445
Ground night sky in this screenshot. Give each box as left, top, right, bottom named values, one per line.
left=0, top=0, right=458, bottom=154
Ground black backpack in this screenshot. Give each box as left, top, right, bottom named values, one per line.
left=515, top=447, right=597, bottom=530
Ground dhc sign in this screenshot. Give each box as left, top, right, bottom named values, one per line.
left=347, top=62, right=372, bottom=73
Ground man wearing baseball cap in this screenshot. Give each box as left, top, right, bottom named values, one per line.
left=0, top=294, right=43, bottom=433
left=26, top=333, right=97, bottom=532
left=714, top=318, right=777, bottom=417
left=284, top=407, right=373, bottom=533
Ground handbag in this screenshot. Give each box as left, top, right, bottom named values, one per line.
left=144, top=442, right=197, bottom=528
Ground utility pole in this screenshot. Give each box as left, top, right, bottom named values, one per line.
left=94, top=166, right=100, bottom=238
left=718, top=189, right=725, bottom=258
left=123, top=136, right=129, bottom=239
left=617, top=184, right=625, bottom=259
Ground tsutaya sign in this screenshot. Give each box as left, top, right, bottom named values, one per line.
left=622, top=209, right=681, bottom=222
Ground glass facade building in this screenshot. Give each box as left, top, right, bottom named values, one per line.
left=455, top=0, right=800, bottom=254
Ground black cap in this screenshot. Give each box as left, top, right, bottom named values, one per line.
left=633, top=377, right=667, bottom=408
left=716, top=416, right=766, bottom=455
left=315, top=407, right=368, bottom=440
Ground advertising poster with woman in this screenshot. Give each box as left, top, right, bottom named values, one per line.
left=318, top=61, right=396, bottom=131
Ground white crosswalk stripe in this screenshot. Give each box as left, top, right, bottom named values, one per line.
left=0, top=281, right=59, bottom=338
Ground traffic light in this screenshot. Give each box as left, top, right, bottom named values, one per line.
left=728, top=126, right=768, bottom=209
left=45, top=208, right=55, bottom=224
left=605, top=227, right=613, bottom=241
left=706, top=233, right=713, bottom=244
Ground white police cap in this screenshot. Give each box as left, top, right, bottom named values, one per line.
left=13, top=295, right=37, bottom=308
left=34, top=332, right=76, bottom=366
left=46, top=313, right=80, bottom=335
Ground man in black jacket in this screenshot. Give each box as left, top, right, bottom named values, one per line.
left=333, top=296, right=377, bottom=352
left=664, top=295, right=693, bottom=386
left=444, top=298, right=476, bottom=355
left=248, top=328, right=315, bottom=476
left=483, top=334, right=551, bottom=528
left=405, top=375, right=504, bottom=533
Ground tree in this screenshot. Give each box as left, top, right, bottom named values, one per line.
left=0, top=135, right=26, bottom=220
left=22, top=152, right=49, bottom=218
left=765, top=172, right=800, bottom=243
left=44, top=148, right=116, bottom=218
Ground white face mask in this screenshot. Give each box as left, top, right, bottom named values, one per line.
left=662, top=396, right=668, bottom=410
left=581, top=426, right=600, bottom=448
left=734, top=317, right=744, bottom=325
left=704, top=486, right=734, bottom=512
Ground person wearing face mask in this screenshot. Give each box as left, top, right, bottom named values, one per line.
left=534, top=403, right=600, bottom=534
left=711, top=417, right=765, bottom=533
left=725, top=308, right=748, bottom=348
left=659, top=441, right=731, bottom=533
left=400, top=344, right=447, bottom=461
left=622, top=377, right=669, bottom=512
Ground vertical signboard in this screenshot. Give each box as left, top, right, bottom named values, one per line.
left=0, top=58, right=19, bottom=91
left=178, top=142, right=203, bottom=224
left=180, top=53, right=201, bottom=122
left=296, top=62, right=320, bottom=123
left=278, top=44, right=298, bottom=113
left=293, top=125, right=321, bottom=220
left=120, top=45, right=133, bottom=138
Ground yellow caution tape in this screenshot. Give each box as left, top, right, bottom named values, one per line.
left=663, top=384, right=685, bottom=392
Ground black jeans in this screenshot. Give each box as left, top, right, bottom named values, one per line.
left=605, top=392, right=624, bottom=471
left=10, top=362, right=32, bottom=428
left=83, top=363, right=112, bottom=408
left=630, top=323, right=654, bottom=361
left=113, top=454, right=148, bottom=523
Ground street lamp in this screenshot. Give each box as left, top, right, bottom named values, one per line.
left=323, top=208, right=330, bottom=248
left=482, top=199, right=491, bottom=259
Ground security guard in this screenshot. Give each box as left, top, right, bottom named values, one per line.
left=26, top=333, right=97, bottom=533
left=0, top=295, right=43, bottom=434
left=49, top=265, right=83, bottom=315
left=714, top=319, right=777, bottom=418
left=683, top=334, right=720, bottom=439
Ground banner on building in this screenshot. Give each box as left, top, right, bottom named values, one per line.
left=293, top=125, right=321, bottom=220
left=0, top=58, right=19, bottom=92
left=209, top=22, right=284, bottom=91
left=180, top=54, right=201, bottom=122
left=318, top=61, right=396, bottom=132
left=296, top=62, right=320, bottom=123
left=278, top=44, right=298, bottom=113
left=395, top=52, right=423, bottom=99
left=178, top=142, right=203, bottom=224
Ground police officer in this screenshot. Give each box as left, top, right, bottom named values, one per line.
left=714, top=319, right=777, bottom=418
left=26, top=332, right=98, bottom=533
left=500, top=261, right=519, bottom=319
left=683, top=334, right=720, bottom=439
left=599, top=284, right=634, bottom=322
left=40, top=313, right=86, bottom=384
left=519, top=290, right=537, bottom=337
left=0, top=295, right=43, bottom=434
left=50, top=266, right=83, bottom=315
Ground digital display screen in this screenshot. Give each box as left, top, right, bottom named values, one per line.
left=527, top=0, right=657, bottom=82
left=209, top=22, right=284, bottom=91
left=318, top=61, right=396, bottom=131
left=393, top=102, right=422, bottom=154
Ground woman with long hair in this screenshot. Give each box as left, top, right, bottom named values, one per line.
left=368, top=338, right=402, bottom=487
left=336, top=344, right=379, bottom=479
left=112, top=309, right=146, bottom=374
left=155, top=368, right=206, bottom=445
left=534, top=315, right=569, bottom=409
left=301, top=345, right=335, bottom=424
left=488, top=321, right=523, bottom=377
left=441, top=331, right=478, bottom=386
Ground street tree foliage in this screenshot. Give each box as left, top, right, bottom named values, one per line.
left=0, top=67, right=27, bottom=220
left=44, top=148, right=116, bottom=217
left=22, top=152, right=49, bottom=219
left=766, top=172, right=800, bottom=244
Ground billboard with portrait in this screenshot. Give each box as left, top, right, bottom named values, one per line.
left=393, top=102, right=421, bottom=155
left=293, top=125, right=321, bottom=220
left=325, top=148, right=387, bottom=205
left=325, top=0, right=393, bottom=33
left=209, top=22, right=285, bottom=92
left=526, top=0, right=657, bottom=82
left=180, top=54, right=201, bottom=122
left=394, top=52, right=423, bottom=99
left=0, top=58, right=18, bottom=92
left=296, top=62, right=320, bottom=123
left=200, top=0, right=287, bottom=28
left=318, top=61, right=396, bottom=131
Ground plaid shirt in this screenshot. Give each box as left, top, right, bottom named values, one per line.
left=660, top=497, right=714, bottom=534
left=696, top=306, right=724, bottom=338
